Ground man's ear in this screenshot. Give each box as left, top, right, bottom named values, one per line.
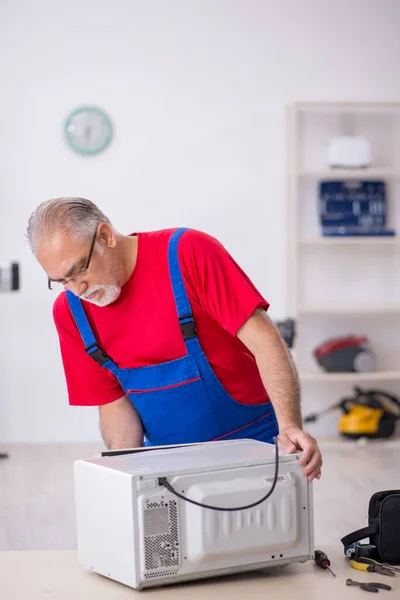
left=97, top=223, right=117, bottom=249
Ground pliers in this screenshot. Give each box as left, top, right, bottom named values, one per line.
left=350, top=558, right=396, bottom=577
left=358, top=557, right=397, bottom=577
left=346, top=578, right=392, bottom=593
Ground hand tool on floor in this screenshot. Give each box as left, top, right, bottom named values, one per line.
left=358, top=557, right=398, bottom=575
left=314, top=549, right=336, bottom=577
left=346, top=578, right=392, bottom=593
left=382, top=564, right=400, bottom=573
left=350, top=559, right=395, bottom=577
left=357, top=556, right=398, bottom=571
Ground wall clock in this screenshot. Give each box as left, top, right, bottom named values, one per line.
left=64, top=106, right=113, bottom=155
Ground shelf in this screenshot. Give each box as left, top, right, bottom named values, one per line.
left=292, top=168, right=400, bottom=180
left=293, top=102, right=400, bottom=113
left=298, top=304, right=400, bottom=315
left=288, top=103, right=400, bottom=436
left=299, top=237, right=399, bottom=246
left=300, top=370, right=400, bottom=382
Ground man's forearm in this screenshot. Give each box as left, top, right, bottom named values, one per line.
left=99, top=395, right=144, bottom=449
left=254, top=332, right=302, bottom=430
left=238, top=309, right=323, bottom=481
left=238, top=309, right=302, bottom=430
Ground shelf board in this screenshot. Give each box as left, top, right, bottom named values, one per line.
left=291, top=168, right=400, bottom=179
left=299, top=237, right=399, bottom=246
left=292, top=102, right=400, bottom=112
left=298, top=304, right=400, bottom=315
left=300, top=370, right=400, bottom=382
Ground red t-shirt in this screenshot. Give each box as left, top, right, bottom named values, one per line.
left=53, top=229, right=270, bottom=407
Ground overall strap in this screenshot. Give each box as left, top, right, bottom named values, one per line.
left=66, top=290, right=118, bottom=373
left=168, top=228, right=201, bottom=354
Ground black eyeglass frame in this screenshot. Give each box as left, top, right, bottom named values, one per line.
left=48, top=227, right=99, bottom=290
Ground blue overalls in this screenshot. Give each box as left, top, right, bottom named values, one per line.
left=66, top=228, right=279, bottom=447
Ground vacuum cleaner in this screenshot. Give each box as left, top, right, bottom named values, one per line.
left=304, top=387, right=400, bottom=440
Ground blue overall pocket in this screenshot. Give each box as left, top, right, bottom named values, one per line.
left=192, top=350, right=279, bottom=443
left=121, top=356, right=221, bottom=446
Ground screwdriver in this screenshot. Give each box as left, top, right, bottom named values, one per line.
left=314, top=549, right=336, bottom=577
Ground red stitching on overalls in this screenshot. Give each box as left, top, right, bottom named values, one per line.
left=127, top=377, right=200, bottom=394
left=212, top=410, right=272, bottom=441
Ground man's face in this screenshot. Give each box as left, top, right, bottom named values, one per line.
left=36, top=226, right=122, bottom=306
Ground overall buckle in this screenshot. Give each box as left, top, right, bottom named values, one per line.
left=85, top=344, right=110, bottom=366
left=179, top=315, right=197, bottom=340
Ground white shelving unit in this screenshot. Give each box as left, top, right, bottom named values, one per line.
left=301, top=370, right=400, bottom=383
left=296, top=168, right=400, bottom=179
left=298, top=304, right=400, bottom=315
left=286, top=102, right=400, bottom=436
left=300, top=238, right=400, bottom=246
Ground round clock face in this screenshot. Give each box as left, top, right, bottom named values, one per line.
left=64, top=106, right=113, bottom=155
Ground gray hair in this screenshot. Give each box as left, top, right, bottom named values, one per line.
left=26, top=197, right=112, bottom=253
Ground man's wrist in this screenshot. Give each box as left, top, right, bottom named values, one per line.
left=279, top=421, right=303, bottom=432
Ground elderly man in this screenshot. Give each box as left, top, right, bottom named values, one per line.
left=27, top=197, right=322, bottom=481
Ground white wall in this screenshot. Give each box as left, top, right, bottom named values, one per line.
left=1, top=0, right=400, bottom=443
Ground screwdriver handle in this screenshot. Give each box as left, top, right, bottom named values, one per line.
left=315, top=549, right=330, bottom=567
left=314, top=549, right=336, bottom=576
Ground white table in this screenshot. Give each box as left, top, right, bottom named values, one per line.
left=0, top=546, right=398, bottom=599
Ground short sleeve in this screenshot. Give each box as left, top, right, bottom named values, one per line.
left=53, top=295, right=125, bottom=406
left=178, top=230, right=269, bottom=336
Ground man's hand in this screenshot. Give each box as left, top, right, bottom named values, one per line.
left=278, top=426, right=322, bottom=481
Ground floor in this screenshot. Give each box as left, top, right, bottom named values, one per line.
left=0, top=438, right=399, bottom=551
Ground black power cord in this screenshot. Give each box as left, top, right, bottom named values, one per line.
left=158, top=436, right=280, bottom=511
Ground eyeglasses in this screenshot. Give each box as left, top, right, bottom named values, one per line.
left=48, top=227, right=98, bottom=290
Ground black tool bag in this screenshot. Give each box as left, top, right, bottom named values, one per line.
left=341, top=490, right=400, bottom=564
